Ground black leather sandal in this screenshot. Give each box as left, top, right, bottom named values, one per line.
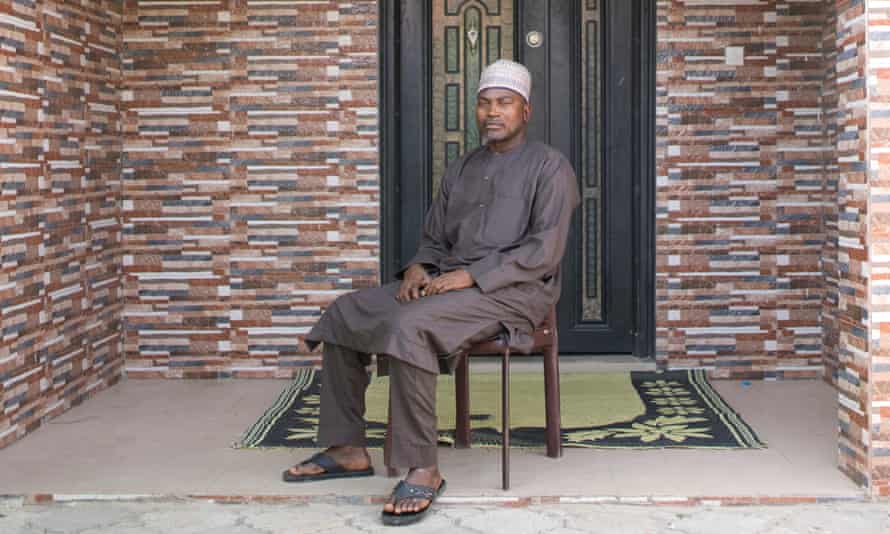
left=281, top=452, right=374, bottom=482
left=381, top=479, right=447, bottom=526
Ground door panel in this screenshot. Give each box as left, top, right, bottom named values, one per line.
left=582, top=2, right=603, bottom=321
left=431, top=1, right=515, bottom=197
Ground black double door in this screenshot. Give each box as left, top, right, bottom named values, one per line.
left=382, top=0, right=653, bottom=355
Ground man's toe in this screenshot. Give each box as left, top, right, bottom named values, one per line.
left=288, top=462, right=321, bottom=477
left=383, top=492, right=432, bottom=515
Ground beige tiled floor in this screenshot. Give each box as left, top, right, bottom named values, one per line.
left=0, top=358, right=864, bottom=498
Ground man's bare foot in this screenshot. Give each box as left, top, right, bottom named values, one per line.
left=286, top=446, right=371, bottom=477
left=382, top=466, right=443, bottom=515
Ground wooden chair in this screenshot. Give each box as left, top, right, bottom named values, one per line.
left=453, top=305, right=562, bottom=490
left=384, top=305, right=562, bottom=491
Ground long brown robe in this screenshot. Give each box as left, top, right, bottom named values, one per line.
left=304, top=140, right=581, bottom=374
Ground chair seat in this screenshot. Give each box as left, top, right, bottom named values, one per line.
left=467, top=325, right=555, bottom=355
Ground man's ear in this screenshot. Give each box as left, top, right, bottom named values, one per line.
left=523, top=102, right=531, bottom=123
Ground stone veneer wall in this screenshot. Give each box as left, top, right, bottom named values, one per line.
left=821, top=0, right=840, bottom=388
left=833, top=0, right=870, bottom=492
left=655, top=0, right=831, bottom=380
left=121, top=0, right=840, bottom=381
left=0, top=0, right=123, bottom=449
left=120, top=0, right=379, bottom=378
left=866, top=0, right=890, bottom=499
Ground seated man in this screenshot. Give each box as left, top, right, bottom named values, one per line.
left=285, top=59, right=580, bottom=526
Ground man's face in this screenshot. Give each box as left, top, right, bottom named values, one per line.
left=476, top=87, right=530, bottom=145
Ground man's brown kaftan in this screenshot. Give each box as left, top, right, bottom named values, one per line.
left=304, top=140, right=580, bottom=375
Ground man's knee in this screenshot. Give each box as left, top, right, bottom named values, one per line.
left=319, top=292, right=355, bottom=329
left=328, top=291, right=352, bottom=312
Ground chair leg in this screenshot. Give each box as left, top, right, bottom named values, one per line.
left=543, top=341, right=562, bottom=458
left=455, top=353, right=471, bottom=449
left=501, top=347, right=511, bottom=491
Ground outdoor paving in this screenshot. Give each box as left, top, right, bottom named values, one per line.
left=1, top=498, right=889, bottom=534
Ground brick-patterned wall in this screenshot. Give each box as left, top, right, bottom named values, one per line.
left=119, top=1, right=843, bottom=381
left=867, top=0, right=890, bottom=499
left=118, top=0, right=845, bottom=383
left=121, top=0, right=379, bottom=378
left=821, top=0, right=840, bottom=387
left=0, top=0, right=123, bottom=449
left=834, top=0, right=870, bottom=491
left=655, top=0, right=830, bottom=380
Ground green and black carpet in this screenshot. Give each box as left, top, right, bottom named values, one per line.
left=236, top=369, right=765, bottom=450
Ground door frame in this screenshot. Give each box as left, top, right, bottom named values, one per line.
left=378, top=0, right=656, bottom=359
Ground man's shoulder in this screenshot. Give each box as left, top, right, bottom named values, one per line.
left=524, top=141, right=570, bottom=167
left=522, top=142, right=574, bottom=182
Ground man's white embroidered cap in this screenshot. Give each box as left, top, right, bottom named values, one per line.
left=477, top=59, right=531, bottom=102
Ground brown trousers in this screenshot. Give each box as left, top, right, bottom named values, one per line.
left=316, top=343, right=439, bottom=468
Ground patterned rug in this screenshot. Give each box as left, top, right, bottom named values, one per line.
left=235, top=369, right=765, bottom=449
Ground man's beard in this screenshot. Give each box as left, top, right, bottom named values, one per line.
left=480, top=127, right=516, bottom=146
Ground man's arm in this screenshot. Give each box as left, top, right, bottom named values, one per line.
left=394, top=172, right=452, bottom=280
left=465, top=155, right=580, bottom=293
